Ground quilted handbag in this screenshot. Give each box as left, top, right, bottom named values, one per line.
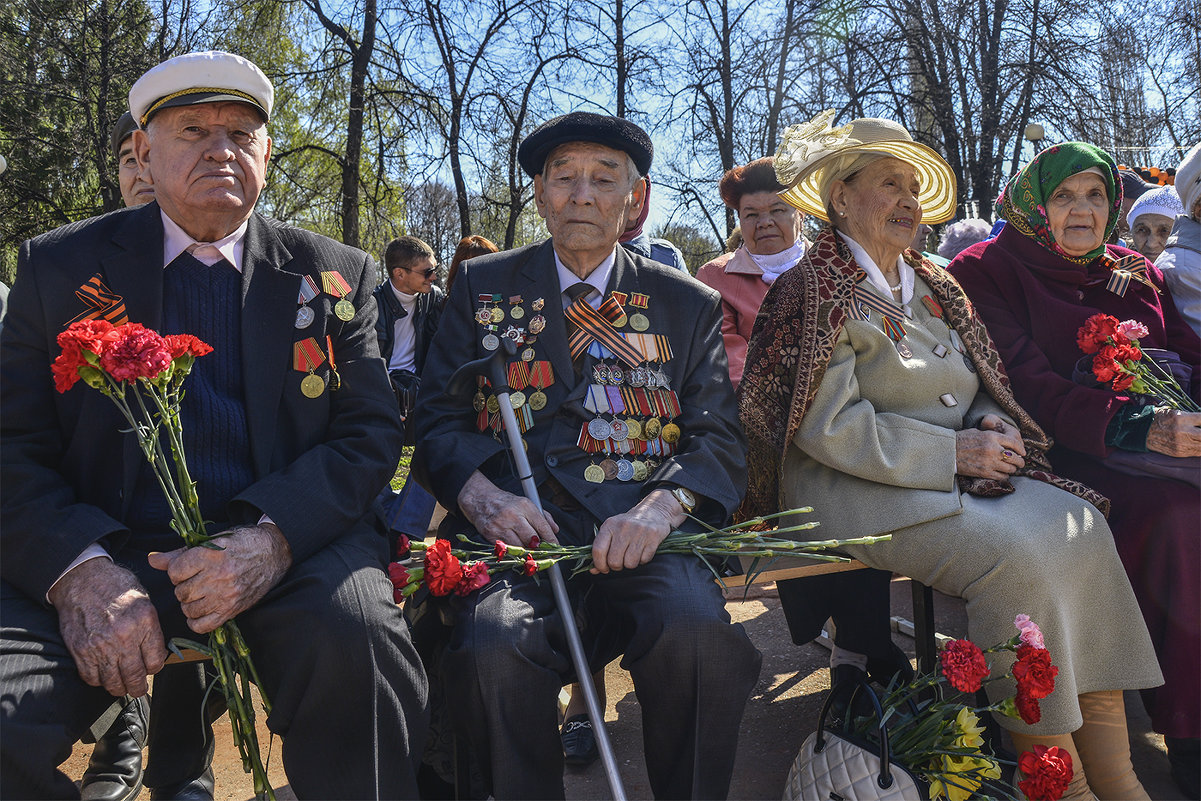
left=783, top=678, right=927, bottom=801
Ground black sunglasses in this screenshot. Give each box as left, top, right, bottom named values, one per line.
left=397, top=264, right=438, bottom=279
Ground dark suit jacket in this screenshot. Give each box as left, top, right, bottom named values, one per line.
left=0, top=202, right=404, bottom=602
left=412, top=240, right=746, bottom=539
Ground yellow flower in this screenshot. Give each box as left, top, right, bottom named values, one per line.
left=952, top=707, right=986, bottom=751
left=928, top=753, right=1002, bottom=801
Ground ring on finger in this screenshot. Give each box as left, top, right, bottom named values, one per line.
left=1001, top=448, right=1015, bottom=460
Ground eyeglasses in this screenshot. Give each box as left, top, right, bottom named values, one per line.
left=396, top=265, right=438, bottom=279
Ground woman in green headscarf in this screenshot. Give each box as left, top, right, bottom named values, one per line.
left=950, top=142, right=1201, bottom=800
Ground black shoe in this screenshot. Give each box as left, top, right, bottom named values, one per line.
left=560, top=714, right=599, bottom=767
left=81, top=696, right=149, bottom=801
left=1167, top=737, right=1200, bottom=800
left=149, top=768, right=215, bottom=801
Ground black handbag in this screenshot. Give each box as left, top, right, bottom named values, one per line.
left=784, top=678, right=927, bottom=801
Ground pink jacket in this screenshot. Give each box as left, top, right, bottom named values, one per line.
left=695, top=248, right=770, bottom=389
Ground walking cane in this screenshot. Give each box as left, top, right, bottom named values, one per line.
left=447, top=340, right=629, bottom=801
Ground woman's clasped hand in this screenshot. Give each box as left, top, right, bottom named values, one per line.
left=955, top=414, right=1026, bottom=479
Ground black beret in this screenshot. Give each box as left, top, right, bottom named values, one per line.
left=518, top=111, right=653, bottom=179
left=109, top=111, right=138, bottom=162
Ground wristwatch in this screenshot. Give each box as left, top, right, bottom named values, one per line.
left=670, top=486, right=697, bottom=514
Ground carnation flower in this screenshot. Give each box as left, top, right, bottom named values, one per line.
left=1075, top=314, right=1120, bottom=354
left=1014, top=644, right=1057, bottom=700
left=494, top=540, right=508, bottom=559
left=455, top=561, right=491, bottom=596
left=99, top=324, right=173, bottom=383
left=396, top=533, right=411, bottom=558
left=523, top=553, right=538, bottom=576
left=163, top=333, right=214, bottom=360
left=1015, top=689, right=1042, bottom=724
left=53, top=319, right=119, bottom=392
left=1014, top=614, right=1046, bottom=650
left=1018, top=745, right=1074, bottom=800
left=387, top=562, right=411, bottom=603
left=528, top=534, right=541, bottom=549
left=424, top=539, right=463, bottom=596
left=1116, top=319, right=1149, bottom=341
left=940, top=639, right=991, bottom=694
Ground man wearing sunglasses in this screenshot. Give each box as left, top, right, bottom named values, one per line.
left=374, top=236, right=444, bottom=550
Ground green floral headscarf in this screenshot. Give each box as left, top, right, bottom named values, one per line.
left=996, top=142, right=1121, bottom=264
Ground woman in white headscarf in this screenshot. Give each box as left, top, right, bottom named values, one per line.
left=1158, top=141, right=1201, bottom=337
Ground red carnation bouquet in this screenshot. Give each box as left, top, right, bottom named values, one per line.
left=841, top=614, right=1071, bottom=800
left=1076, top=313, right=1199, bottom=411
left=54, top=319, right=275, bottom=800
left=385, top=509, right=892, bottom=600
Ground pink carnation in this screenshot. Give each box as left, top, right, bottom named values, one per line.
left=1015, top=614, right=1046, bottom=650
left=1116, top=320, right=1149, bottom=341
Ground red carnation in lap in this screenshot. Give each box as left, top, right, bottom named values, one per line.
left=424, top=539, right=463, bottom=596
left=940, top=639, right=991, bottom=693
left=1014, top=643, right=1058, bottom=700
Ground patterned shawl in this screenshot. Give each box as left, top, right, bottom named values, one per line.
left=996, top=142, right=1121, bottom=265
left=737, top=226, right=1109, bottom=523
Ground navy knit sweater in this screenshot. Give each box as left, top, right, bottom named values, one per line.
left=127, top=253, right=255, bottom=545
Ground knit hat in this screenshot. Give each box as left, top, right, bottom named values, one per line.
left=1175, top=142, right=1201, bottom=217
left=1127, top=185, right=1184, bottom=229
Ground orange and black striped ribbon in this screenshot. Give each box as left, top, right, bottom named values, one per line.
left=564, top=296, right=645, bottom=367
left=320, top=271, right=352, bottom=299
left=68, top=273, right=128, bottom=326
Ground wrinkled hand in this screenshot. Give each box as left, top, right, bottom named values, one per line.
left=591, top=490, right=685, bottom=574
left=956, top=415, right=1027, bottom=480
left=1146, top=409, right=1201, bottom=457
left=48, top=558, right=167, bottom=697
left=147, top=523, right=292, bottom=634
left=457, top=470, right=559, bottom=547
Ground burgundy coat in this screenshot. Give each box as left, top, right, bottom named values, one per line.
left=949, top=225, right=1201, bottom=460
left=950, top=223, right=1201, bottom=738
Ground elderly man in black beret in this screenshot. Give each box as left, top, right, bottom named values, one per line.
left=413, top=111, right=761, bottom=800
left=1, top=51, right=427, bottom=799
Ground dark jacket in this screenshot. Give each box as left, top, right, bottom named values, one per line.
left=0, top=202, right=403, bottom=601
left=373, top=281, right=444, bottom=376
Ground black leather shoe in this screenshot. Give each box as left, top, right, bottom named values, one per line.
left=1167, top=737, right=1200, bottom=800
left=560, top=714, right=599, bottom=767
left=149, top=768, right=215, bottom=801
left=81, top=696, right=149, bottom=801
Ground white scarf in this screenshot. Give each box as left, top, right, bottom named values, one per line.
left=748, top=240, right=807, bottom=284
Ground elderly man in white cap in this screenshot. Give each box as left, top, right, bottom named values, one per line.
left=0, top=51, right=428, bottom=799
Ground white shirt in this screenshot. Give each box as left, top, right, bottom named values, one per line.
left=555, top=247, right=616, bottom=309
left=387, top=283, right=419, bottom=372
left=837, top=230, right=915, bottom=305
left=50, top=213, right=264, bottom=601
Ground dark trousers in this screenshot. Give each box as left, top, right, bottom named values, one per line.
left=0, top=527, right=429, bottom=800
left=775, top=569, right=895, bottom=658
left=443, top=553, right=761, bottom=800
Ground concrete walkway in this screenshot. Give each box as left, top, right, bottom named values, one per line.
left=65, top=579, right=1181, bottom=800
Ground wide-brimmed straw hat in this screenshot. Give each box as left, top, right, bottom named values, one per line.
left=774, top=110, right=957, bottom=224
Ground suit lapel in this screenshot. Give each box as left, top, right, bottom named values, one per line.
left=239, top=215, right=301, bottom=477
left=106, top=203, right=167, bottom=517
left=518, top=241, right=576, bottom=384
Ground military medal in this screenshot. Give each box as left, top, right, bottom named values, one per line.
left=528, top=362, right=553, bottom=411
left=599, top=458, right=619, bottom=481
left=895, top=340, right=913, bottom=358
left=509, top=295, right=525, bottom=319
left=473, top=390, right=486, bottom=411
left=482, top=333, right=499, bottom=350
left=609, top=419, right=629, bottom=442
left=529, top=391, right=547, bottom=410
left=585, top=463, right=606, bottom=483
left=509, top=391, right=526, bottom=409
left=528, top=315, right=546, bottom=335
left=616, top=459, right=634, bottom=481
left=521, top=347, right=535, bottom=361
left=629, top=313, right=650, bottom=332
left=643, top=417, right=662, bottom=439
left=294, top=338, right=327, bottom=399
left=631, top=459, right=648, bottom=481
left=661, top=423, right=681, bottom=444
left=295, top=275, right=320, bottom=328
left=486, top=395, right=500, bottom=414
left=588, top=418, right=613, bottom=440
left=490, top=307, right=505, bottom=323
left=532, top=297, right=545, bottom=311
left=321, top=271, right=356, bottom=321
left=326, top=335, right=342, bottom=392
left=624, top=417, right=642, bottom=440
left=476, top=308, right=494, bottom=325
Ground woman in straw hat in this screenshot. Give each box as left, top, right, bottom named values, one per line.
left=950, top=142, right=1201, bottom=799
left=739, top=112, right=1162, bottom=799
